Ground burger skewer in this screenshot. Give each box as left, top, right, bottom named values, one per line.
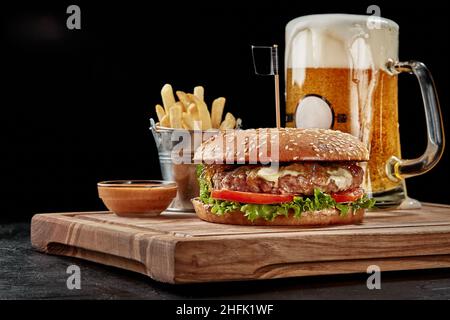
left=251, top=45, right=282, bottom=128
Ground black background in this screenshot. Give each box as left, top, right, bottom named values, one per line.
left=3, top=0, right=450, bottom=221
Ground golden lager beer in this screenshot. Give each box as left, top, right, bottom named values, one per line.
left=286, top=67, right=401, bottom=194
left=285, top=15, right=444, bottom=207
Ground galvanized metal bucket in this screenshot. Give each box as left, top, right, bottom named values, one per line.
left=149, top=119, right=222, bottom=211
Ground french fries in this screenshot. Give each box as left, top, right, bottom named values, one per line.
left=155, top=104, right=166, bottom=122
left=154, top=84, right=238, bottom=130
left=182, top=112, right=195, bottom=130
left=160, top=114, right=170, bottom=127
left=187, top=103, right=199, bottom=121
left=187, top=104, right=202, bottom=129
left=188, top=94, right=212, bottom=130
left=161, top=84, right=176, bottom=114
left=169, top=103, right=183, bottom=129
left=211, top=97, right=225, bottom=129
left=193, top=86, right=204, bottom=101
left=176, top=91, right=190, bottom=111
left=220, top=112, right=236, bottom=130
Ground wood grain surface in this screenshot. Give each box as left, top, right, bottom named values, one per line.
left=31, top=203, right=450, bottom=284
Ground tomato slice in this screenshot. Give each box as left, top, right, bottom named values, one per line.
left=211, top=189, right=294, bottom=204
left=331, top=188, right=364, bottom=203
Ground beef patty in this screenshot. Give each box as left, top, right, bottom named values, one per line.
left=205, top=162, right=363, bottom=195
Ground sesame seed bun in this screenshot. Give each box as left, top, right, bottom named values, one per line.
left=192, top=198, right=364, bottom=226
left=193, top=128, right=369, bottom=163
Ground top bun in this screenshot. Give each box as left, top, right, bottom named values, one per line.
left=194, top=128, right=369, bottom=163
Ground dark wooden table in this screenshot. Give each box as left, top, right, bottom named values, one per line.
left=2, top=222, right=450, bottom=300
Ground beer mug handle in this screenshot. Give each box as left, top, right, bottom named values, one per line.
left=386, top=60, right=445, bottom=181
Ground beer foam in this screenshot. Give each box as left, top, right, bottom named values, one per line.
left=286, top=14, right=399, bottom=71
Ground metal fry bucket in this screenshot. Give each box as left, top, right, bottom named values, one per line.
left=149, top=119, right=218, bottom=212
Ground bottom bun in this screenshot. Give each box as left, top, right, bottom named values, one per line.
left=192, top=198, right=364, bottom=226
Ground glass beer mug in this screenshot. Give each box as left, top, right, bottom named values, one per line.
left=285, top=14, right=445, bottom=208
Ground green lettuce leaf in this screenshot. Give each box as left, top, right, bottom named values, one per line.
left=196, top=164, right=376, bottom=222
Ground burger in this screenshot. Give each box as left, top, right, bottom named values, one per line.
left=192, top=128, right=375, bottom=226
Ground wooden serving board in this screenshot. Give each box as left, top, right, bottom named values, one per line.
left=31, top=203, right=450, bottom=284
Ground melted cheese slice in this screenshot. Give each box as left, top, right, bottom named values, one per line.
left=256, top=166, right=354, bottom=191
left=327, top=168, right=353, bottom=190
left=256, top=167, right=302, bottom=185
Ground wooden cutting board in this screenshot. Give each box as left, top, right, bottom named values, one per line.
left=31, top=203, right=450, bottom=284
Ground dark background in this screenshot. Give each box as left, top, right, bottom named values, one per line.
left=3, top=0, right=450, bottom=221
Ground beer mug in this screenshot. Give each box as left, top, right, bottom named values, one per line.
left=285, top=14, right=445, bottom=208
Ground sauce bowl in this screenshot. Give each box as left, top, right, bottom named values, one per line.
left=98, top=180, right=177, bottom=217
